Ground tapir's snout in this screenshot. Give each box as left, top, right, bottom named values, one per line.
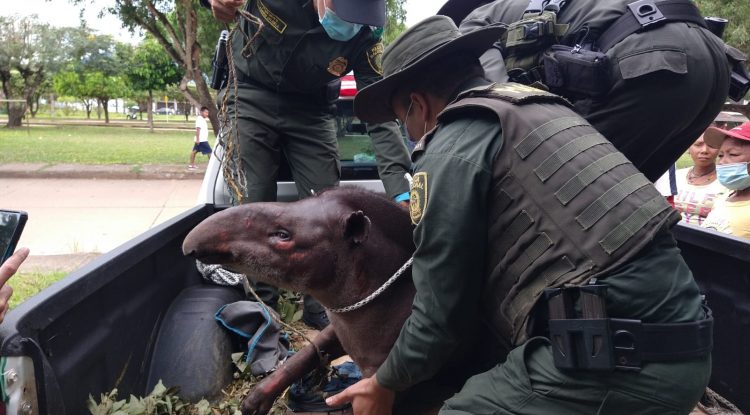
left=182, top=209, right=238, bottom=264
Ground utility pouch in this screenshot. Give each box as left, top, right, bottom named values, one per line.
left=546, top=285, right=616, bottom=371
left=502, top=11, right=568, bottom=84
left=543, top=45, right=611, bottom=99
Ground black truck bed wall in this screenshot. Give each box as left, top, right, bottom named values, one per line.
left=0, top=204, right=220, bottom=414
left=674, top=223, right=750, bottom=413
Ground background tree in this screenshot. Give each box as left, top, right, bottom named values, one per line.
left=695, top=0, right=750, bottom=117
left=53, top=70, right=97, bottom=118
left=384, top=0, right=407, bottom=45
left=125, top=38, right=183, bottom=131
left=0, top=15, right=66, bottom=128
left=53, top=31, right=128, bottom=123
left=68, top=0, right=222, bottom=133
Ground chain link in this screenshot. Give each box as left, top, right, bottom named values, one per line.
left=326, top=257, right=414, bottom=314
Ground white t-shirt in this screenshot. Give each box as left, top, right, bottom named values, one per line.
left=195, top=116, right=209, bottom=142
left=673, top=168, right=727, bottom=225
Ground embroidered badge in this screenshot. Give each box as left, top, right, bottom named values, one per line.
left=366, top=42, right=384, bottom=75
left=410, top=172, right=428, bottom=225
left=258, top=0, right=287, bottom=34
left=327, top=57, right=348, bottom=77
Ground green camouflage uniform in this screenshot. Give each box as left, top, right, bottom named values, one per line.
left=376, top=80, right=710, bottom=414
left=460, top=0, right=731, bottom=181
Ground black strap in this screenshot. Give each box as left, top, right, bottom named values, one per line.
left=610, top=306, right=713, bottom=369
left=597, top=0, right=707, bottom=52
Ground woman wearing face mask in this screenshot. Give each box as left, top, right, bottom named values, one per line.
left=673, top=132, right=727, bottom=225
left=701, top=122, right=750, bottom=238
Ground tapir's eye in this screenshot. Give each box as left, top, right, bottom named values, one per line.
left=272, top=230, right=291, bottom=241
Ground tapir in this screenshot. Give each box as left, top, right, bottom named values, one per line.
left=182, top=187, right=483, bottom=415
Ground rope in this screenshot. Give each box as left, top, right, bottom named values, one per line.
left=219, top=8, right=266, bottom=204
left=326, top=257, right=414, bottom=314
left=697, top=387, right=742, bottom=415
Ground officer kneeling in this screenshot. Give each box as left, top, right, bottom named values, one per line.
left=327, top=16, right=713, bottom=415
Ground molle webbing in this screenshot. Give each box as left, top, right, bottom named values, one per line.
left=440, top=84, right=678, bottom=344
left=515, top=116, right=588, bottom=159
left=534, top=133, right=610, bottom=182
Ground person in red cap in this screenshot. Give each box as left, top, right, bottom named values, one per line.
left=701, top=122, right=750, bottom=238
left=200, top=0, right=412, bottom=331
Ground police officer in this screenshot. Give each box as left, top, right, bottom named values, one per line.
left=202, top=0, right=412, bottom=328
left=450, top=0, right=733, bottom=182
left=327, top=16, right=712, bottom=414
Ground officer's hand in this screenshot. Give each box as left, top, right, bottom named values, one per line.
left=398, top=200, right=409, bottom=209
left=325, top=376, right=394, bottom=415
left=210, top=0, right=244, bottom=23
left=0, top=247, right=29, bottom=323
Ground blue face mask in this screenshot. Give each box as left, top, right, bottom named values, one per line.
left=319, top=8, right=362, bottom=41
left=717, top=162, right=750, bottom=190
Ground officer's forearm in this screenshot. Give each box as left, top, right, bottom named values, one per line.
left=367, top=121, right=411, bottom=199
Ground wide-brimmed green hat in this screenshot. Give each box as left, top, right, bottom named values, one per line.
left=354, top=15, right=506, bottom=124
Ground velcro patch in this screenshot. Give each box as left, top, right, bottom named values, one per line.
left=410, top=172, right=428, bottom=225
left=257, top=0, right=287, bottom=34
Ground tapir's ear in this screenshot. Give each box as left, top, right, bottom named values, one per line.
left=343, top=210, right=371, bottom=245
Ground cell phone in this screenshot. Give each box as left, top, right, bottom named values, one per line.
left=0, top=210, right=27, bottom=265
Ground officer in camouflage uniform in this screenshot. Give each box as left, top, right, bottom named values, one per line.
left=452, top=0, right=733, bottom=182
left=327, top=16, right=713, bottom=414
left=203, top=0, right=412, bottom=328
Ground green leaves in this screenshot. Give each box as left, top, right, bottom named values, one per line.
left=86, top=380, right=195, bottom=415
left=695, top=0, right=750, bottom=59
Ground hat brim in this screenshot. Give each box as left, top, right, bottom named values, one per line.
left=354, top=25, right=507, bottom=124
left=332, top=0, right=385, bottom=27
left=704, top=126, right=750, bottom=148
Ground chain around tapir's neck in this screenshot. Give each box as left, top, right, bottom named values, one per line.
left=325, top=257, right=414, bottom=314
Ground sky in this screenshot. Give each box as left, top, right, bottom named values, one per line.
left=2, top=0, right=444, bottom=43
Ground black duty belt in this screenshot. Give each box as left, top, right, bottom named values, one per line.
left=597, top=0, right=707, bottom=52
left=545, top=283, right=713, bottom=372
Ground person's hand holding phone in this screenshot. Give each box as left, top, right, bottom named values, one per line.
left=0, top=247, right=28, bottom=322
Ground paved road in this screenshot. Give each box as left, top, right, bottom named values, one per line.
left=0, top=178, right=202, bottom=272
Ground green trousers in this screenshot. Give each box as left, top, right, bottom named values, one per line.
left=223, top=82, right=340, bottom=202
left=441, top=337, right=710, bottom=415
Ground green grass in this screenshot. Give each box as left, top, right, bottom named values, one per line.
left=8, top=271, right=67, bottom=310
left=0, top=125, right=198, bottom=164
left=0, top=126, right=376, bottom=164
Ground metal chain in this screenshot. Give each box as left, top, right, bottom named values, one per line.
left=326, top=257, right=414, bottom=314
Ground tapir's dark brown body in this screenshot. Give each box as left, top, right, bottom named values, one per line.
left=183, top=187, right=444, bottom=414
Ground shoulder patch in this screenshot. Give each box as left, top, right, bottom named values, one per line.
left=367, top=42, right=384, bottom=76
left=409, top=172, right=428, bottom=225
left=478, top=83, right=572, bottom=107
left=257, top=0, right=287, bottom=34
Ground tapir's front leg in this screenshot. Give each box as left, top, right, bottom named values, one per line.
left=241, top=325, right=346, bottom=415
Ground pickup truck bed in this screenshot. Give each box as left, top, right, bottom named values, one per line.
left=0, top=205, right=748, bottom=414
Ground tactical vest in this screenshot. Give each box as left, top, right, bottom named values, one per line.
left=439, top=83, right=680, bottom=346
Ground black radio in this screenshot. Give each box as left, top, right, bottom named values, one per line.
left=210, top=30, right=230, bottom=91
